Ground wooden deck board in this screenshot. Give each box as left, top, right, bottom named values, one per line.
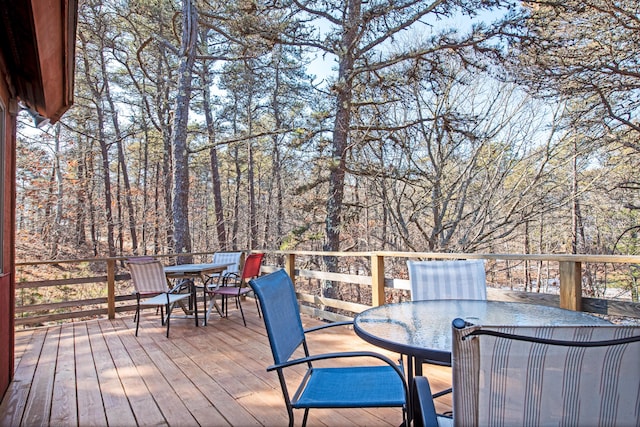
left=74, top=322, right=108, bottom=427
left=87, top=321, right=138, bottom=427
left=50, top=325, right=77, bottom=426
left=22, top=327, right=58, bottom=426
left=102, top=319, right=168, bottom=426
left=0, top=328, right=46, bottom=426
left=2, top=302, right=452, bottom=426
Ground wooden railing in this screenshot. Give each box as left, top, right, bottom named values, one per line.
left=14, top=251, right=640, bottom=327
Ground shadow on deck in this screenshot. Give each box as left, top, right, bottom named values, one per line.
left=1, top=300, right=452, bottom=426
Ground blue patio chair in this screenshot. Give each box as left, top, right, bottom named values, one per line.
left=249, top=269, right=408, bottom=427
left=413, top=319, right=640, bottom=427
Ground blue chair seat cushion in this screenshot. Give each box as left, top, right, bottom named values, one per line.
left=293, top=365, right=405, bottom=408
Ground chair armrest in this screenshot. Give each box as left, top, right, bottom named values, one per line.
left=267, top=350, right=408, bottom=404
left=304, top=321, right=353, bottom=334
left=169, top=279, right=193, bottom=293
left=413, top=376, right=439, bottom=427
left=466, top=327, right=640, bottom=347
left=267, top=350, right=405, bottom=379
left=221, top=272, right=240, bottom=286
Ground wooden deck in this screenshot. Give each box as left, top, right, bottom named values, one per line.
left=1, top=302, right=452, bottom=426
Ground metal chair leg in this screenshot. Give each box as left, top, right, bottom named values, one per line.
left=165, top=302, right=171, bottom=338
left=135, top=300, right=141, bottom=336
left=236, top=295, right=247, bottom=327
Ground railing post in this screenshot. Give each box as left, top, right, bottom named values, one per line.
left=559, top=261, right=582, bottom=311
left=107, top=258, right=116, bottom=319
left=371, top=254, right=385, bottom=307
left=285, top=253, right=296, bottom=281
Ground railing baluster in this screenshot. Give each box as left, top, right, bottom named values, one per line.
left=559, top=261, right=582, bottom=311
left=285, top=253, right=295, bottom=281
left=371, top=254, right=385, bottom=307
left=107, top=258, right=116, bottom=319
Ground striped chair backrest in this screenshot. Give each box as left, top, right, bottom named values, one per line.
left=452, top=322, right=640, bottom=427
left=212, top=251, right=243, bottom=275
left=126, top=260, right=169, bottom=294
left=407, top=260, right=486, bottom=301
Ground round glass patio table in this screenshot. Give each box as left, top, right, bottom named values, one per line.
left=354, top=300, right=611, bottom=367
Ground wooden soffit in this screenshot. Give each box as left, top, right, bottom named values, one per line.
left=0, top=0, right=77, bottom=123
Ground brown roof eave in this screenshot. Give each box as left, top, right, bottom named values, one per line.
left=0, top=0, right=77, bottom=123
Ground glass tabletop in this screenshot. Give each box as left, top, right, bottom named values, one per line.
left=353, top=300, right=611, bottom=365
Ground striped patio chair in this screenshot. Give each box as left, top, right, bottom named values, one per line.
left=126, top=259, right=192, bottom=338
left=407, top=259, right=487, bottom=301
left=407, top=259, right=487, bottom=402
left=413, top=320, right=640, bottom=427
left=207, top=251, right=243, bottom=286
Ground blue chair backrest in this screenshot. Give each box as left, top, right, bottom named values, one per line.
left=250, top=269, right=305, bottom=365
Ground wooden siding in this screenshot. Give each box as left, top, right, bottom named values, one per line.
left=1, top=302, right=452, bottom=426
left=0, top=274, right=12, bottom=402
left=0, top=55, right=15, bottom=401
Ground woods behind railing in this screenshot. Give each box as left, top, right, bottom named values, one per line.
left=15, top=251, right=640, bottom=327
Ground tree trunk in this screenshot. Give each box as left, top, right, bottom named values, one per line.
left=157, top=50, right=174, bottom=253
left=244, top=90, right=258, bottom=250
left=247, top=138, right=258, bottom=250
left=140, top=120, right=150, bottom=252
left=79, top=31, right=116, bottom=257
left=536, top=215, right=543, bottom=292
left=163, top=127, right=173, bottom=251
left=75, top=144, right=87, bottom=246
left=97, top=121, right=116, bottom=257
left=87, top=139, right=98, bottom=256
left=265, top=132, right=283, bottom=250
left=572, top=138, right=579, bottom=255
left=200, top=53, right=227, bottom=250
left=524, top=220, right=530, bottom=292
left=117, top=163, right=124, bottom=255
left=323, top=0, right=361, bottom=296
left=171, top=0, right=198, bottom=264
left=154, top=162, right=161, bottom=254
left=48, top=123, right=64, bottom=258
left=232, top=145, right=241, bottom=249
left=105, top=82, right=138, bottom=255
left=572, top=141, right=593, bottom=293
left=208, top=147, right=226, bottom=249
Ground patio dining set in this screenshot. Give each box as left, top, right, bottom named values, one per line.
left=126, top=251, right=264, bottom=337
left=126, top=255, right=640, bottom=427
